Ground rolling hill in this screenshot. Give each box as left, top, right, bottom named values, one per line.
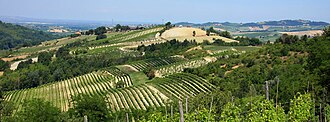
left=0, top=21, right=58, bottom=50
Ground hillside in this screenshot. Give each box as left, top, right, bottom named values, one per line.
left=0, top=21, right=58, bottom=50
left=0, top=22, right=329, bottom=121
left=161, top=27, right=239, bottom=43
left=242, top=20, right=329, bottom=27
left=175, top=20, right=329, bottom=27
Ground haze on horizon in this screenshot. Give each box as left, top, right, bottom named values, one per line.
left=0, top=0, right=329, bottom=23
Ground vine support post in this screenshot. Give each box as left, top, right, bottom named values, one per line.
left=320, top=103, right=322, bottom=122
left=179, top=101, right=184, bottom=122
left=171, top=104, right=173, bottom=119
left=275, top=76, right=279, bottom=111
left=186, top=96, right=189, bottom=114
left=265, top=80, right=269, bottom=100
left=165, top=104, right=168, bottom=120
left=208, top=96, right=213, bottom=122
left=126, top=113, right=129, bottom=122
left=84, top=115, right=88, bottom=122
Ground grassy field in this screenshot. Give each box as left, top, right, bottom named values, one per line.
left=233, top=32, right=281, bottom=42
left=129, top=72, right=149, bottom=86
left=279, top=30, right=323, bottom=36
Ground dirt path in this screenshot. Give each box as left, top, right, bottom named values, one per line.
left=1, top=55, right=29, bottom=62
left=122, top=65, right=139, bottom=72
left=10, top=57, right=38, bottom=70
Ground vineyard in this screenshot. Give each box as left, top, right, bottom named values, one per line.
left=103, top=67, right=133, bottom=87
left=105, top=84, right=168, bottom=111
left=0, top=21, right=301, bottom=122
left=154, top=73, right=215, bottom=100
left=88, top=27, right=164, bottom=50
left=155, top=57, right=216, bottom=77
left=3, top=70, right=213, bottom=113
left=3, top=72, right=114, bottom=112
left=104, top=73, right=214, bottom=111
left=129, top=57, right=185, bottom=71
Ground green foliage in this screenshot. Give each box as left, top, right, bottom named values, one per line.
left=207, top=27, right=232, bottom=38
left=275, top=34, right=300, bottom=44
left=69, top=34, right=80, bottom=38
left=113, top=24, right=132, bottom=32
left=245, top=98, right=286, bottom=122
left=0, top=101, right=14, bottom=120
left=220, top=102, right=242, bottom=122
left=68, top=94, right=111, bottom=122
left=116, top=81, right=125, bottom=88
left=143, top=68, right=155, bottom=80
left=234, top=36, right=262, bottom=46
left=38, top=51, right=53, bottom=65
left=137, top=39, right=197, bottom=58
left=16, top=59, right=33, bottom=70
left=14, top=99, right=61, bottom=122
left=306, top=31, right=330, bottom=91
left=0, top=60, right=9, bottom=71
left=94, top=26, right=107, bottom=35
left=85, top=29, right=94, bottom=35
left=212, top=36, right=262, bottom=46
left=55, top=47, right=70, bottom=58
left=159, top=22, right=173, bottom=36
left=165, top=22, right=171, bottom=27
left=325, top=104, right=330, bottom=121
left=322, top=26, right=330, bottom=37
left=139, top=108, right=215, bottom=122
left=96, top=34, right=107, bottom=40
left=0, top=21, right=57, bottom=49
left=139, top=112, right=168, bottom=122
left=0, top=47, right=140, bottom=91
left=289, top=93, right=314, bottom=121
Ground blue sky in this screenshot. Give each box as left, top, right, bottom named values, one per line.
left=0, top=0, right=329, bottom=23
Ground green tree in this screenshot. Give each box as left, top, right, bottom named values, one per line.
left=94, top=26, right=107, bottom=35
left=96, top=34, right=107, bottom=40
left=16, top=59, right=32, bottom=70
left=115, top=24, right=122, bottom=32
left=306, top=27, right=330, bottom=91
left=0, top=60, right=9, bottom=71
left=116, top=81, right=125, bottom=88
left=144, top=68, right=156, bottom=80
left=165, top=22, right=171, bottom=27
left=55, top=47, right=70, bottom=58
left=38, top=52, right=53, bottom=65
left=68, top=94, right=111, bottom=122
left=14, top=99, right=61, bottom=122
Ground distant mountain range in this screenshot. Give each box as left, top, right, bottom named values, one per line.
left=175, top=20, right=329, bottom=27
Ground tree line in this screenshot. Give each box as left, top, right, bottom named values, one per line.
left=137, top=39, right=197, bottom=58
